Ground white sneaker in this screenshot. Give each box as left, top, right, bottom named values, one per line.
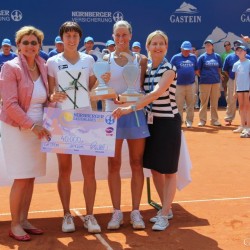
left=130, top=210, right=145, bottom=229
left=62, top=213, right=75, bottom=233
left=211, top=121, right=221, bottom=126
left=84, top=215, right=101, bottom=233
left=198, top=121, right=206, bottom=127
left=185, top=121, right=192, bottom=128
left=240, top=132, right=250, bottom=138
left=149, top=209, right=173, bottom=223
left=107, top=209, right=123, bottom=230
left=240, top=128, right=250, bottom=138
left=233, top=126, right=244, bottom=133
left=152, top=216, right=169, bottom=231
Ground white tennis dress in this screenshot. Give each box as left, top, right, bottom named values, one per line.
left=1, top=76, right=47, bottom=179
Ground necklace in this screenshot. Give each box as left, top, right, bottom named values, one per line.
left=28, top=63, right=37, bottom=72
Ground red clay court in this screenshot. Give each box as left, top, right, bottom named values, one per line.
left=0, top=109, right=250, bottom=250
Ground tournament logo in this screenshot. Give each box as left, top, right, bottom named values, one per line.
left=170, top=2, right=201, bottom=23
left=11, top=10, right=22, bottom=21
left=71, top=10, right=124, bottom=23
left=241, top=8, right=250, bottom=22
left=174, top=2, right=198, bottom=14
left=0, top=9, right=22, bottom=22
left=105, top=115, right=115, bottom=125
left=113, top=11, right=124, bottom=22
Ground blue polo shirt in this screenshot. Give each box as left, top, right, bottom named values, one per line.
left=170, top=53, right=198, bottom=85
left=0, top=52, right=17, bottom=71
left=198, top=52, right=222, bottom=84
left=48, top=49, right=60, bottom=58
left=223, top=53, right=250, bottom=80
left=39, top=50, right=49, bottom=61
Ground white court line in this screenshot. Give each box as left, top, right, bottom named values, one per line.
left=73, top=209, right=113, bottom=250
left=172, top=196, right=250, bottom=203
left=1, top=196, right=250, bottom=216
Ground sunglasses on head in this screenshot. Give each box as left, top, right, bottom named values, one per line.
left=21, top=40, right=38, bottom=46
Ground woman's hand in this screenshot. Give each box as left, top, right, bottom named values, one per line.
left=241, top=34, right=250, bottom=43
left=112, top=106, right=132, bottom=119
left=31, top=124, right=51, bottom=141
left=101, top=72, right=111, bottom=83
left=49, top=91, right=67, bottom=103
left=233, top=92, right=237, bottom=99
left=113, top=96, right=125, bottom=105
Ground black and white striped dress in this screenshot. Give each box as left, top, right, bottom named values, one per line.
left=143, top=61, right=181, bottom=174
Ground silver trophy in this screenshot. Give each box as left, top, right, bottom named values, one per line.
left=119, top=52, right=144, bottom=103
left=89, top=50, right=116, bottom=101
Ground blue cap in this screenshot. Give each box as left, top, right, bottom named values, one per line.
left=181, top=41, right=192, bottom=50
left=106, top=40, right=115, bottom=47
left=84, top=36, right=94, bottom=43
left=204, top=39, right=214, bottom=45
left=234, top=40, right=243, bottom=46
left=2, top=38, right=11, bottom=46
left=55, top=36, right=63, bottom=44
left=236, top=45, right=247, bottom=51
left=132, top=41, right=141, bottom=48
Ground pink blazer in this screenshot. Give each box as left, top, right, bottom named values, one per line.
left=0, top=54, right=49, bottom=129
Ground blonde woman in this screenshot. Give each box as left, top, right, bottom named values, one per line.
left=0, top=26, right=51, bottom=241
left=105, top=20, right=149, bottom=230
left=113, top=30, right=181, bottom=231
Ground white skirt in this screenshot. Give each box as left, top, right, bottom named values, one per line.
left=1, top=122, right=46, bottom=179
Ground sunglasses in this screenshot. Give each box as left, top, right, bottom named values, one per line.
left=224, top=44, right=230, bottom=47
left=21, top=40, right=38, bottom=46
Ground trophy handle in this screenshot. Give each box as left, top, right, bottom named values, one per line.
left=90, top=50, right=110, bottom=62
left=133, top=52, right=141, bottom=64
left=119, top=52, right=135, bottom=64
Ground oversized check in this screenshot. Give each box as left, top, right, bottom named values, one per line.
left=41, top=108, right=117, bottom=156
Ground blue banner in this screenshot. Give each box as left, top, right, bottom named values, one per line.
left=0, top=0, right=249, bottom=59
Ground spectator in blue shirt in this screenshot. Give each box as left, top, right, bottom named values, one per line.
left=0, top=38, right=17, bottom=71
left=105, top=39, right=116, bottom=52
left=0, top=38, right=17, bottom=103
left=39, top=49, right=49, bottom=61
left=197, top=39, right=223, bottom=127
left=170, top=41, right=198, bottom=128
left=83, top=36, right=97, bottom=61
left=131, top=41, right=141, bottom=53
left=48, top=36, right=64, bottom=58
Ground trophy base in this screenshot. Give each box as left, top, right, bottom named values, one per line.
left=118, top=93, right=143, bottom=103
left=90, top=87, right=116, bottom=101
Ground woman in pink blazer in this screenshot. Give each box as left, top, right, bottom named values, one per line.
left=0, top=26, right=51, bottom=241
